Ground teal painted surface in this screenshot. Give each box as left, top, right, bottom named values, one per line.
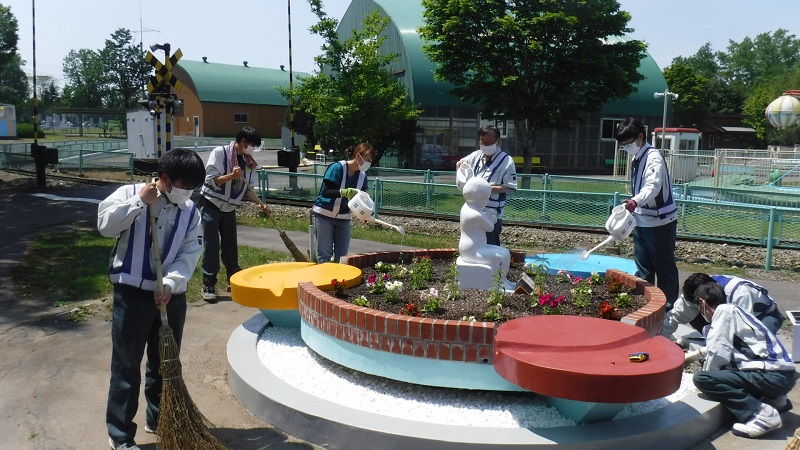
left=260, top=309, right=301, bottom=328
left=526, top=254, right=638, bottom=278
left=544, top=396, right=625, bottom=424
left=300, top=319, right=523, bottom=391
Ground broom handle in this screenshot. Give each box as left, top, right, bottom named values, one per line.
left=242, top=177, right=281, bottom=231
left=148, top=197, right=168, bottom=317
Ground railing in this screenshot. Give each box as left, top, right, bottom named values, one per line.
left=256, top=167, right=800, bottom=269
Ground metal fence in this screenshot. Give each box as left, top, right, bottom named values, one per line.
left=258, top=165, right=800, bottom=269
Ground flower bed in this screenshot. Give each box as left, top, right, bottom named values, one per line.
left=297, top=249, right=667, bottom=365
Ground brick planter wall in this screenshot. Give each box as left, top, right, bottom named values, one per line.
left=297, top=250, right=666, bottom=366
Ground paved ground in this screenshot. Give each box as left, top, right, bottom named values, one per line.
left=1, top=159, right=800, bottom=449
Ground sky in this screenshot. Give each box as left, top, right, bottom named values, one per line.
left=5, top=0, right=800, bottom=86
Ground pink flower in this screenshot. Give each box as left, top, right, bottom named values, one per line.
left=367, top=273, right=377, bottom=286
left=572, top=276, right=583, bottom=285
left=382, top=273, right=390, bottom=281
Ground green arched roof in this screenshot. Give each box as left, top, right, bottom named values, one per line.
left=342, top=0, right=669, bottom=114
left=175, top=60, right=307, bottom=105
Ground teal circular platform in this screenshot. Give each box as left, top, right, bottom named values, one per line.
left=525, top=253, right=637, bottom=278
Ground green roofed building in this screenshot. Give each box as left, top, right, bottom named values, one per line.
left=171, top=59, right=306, bottom=140
left=339, top=0, right=672, bottom=174
left=170, top=1, right=672, bottom=173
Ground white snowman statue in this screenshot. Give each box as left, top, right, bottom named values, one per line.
left=456, top=168, right=513, bottom=291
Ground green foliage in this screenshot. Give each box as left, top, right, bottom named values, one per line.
left=352, top=295, right=370, bottom=308
left=0, top=7, right=28, bottom=108
left=663, top=63, right=708, bottom=128
left=99, top=29, right=151, bottom=109
left=15, top=123, right=45, bottom=138
left=616, top=292, right=632, bottom=308
left=442, top=258, right=460, bottom=301
left=283, top=2, right=420, bottom=157
left=742, top=66, right=800, bottom=146
left=487, top=269, right=506, bottom=306
left=570, top=279, right=592, bottom=309
left=483, top=303, right=502, bottom=322
left=419, top=0, right=645, bottom=172
left=525, top=258, right=549, bottom=292
left=409, top=256, right=432, bottom=290
left=419, top=288, right=441, bottom=313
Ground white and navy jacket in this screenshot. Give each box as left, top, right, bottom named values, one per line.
left=98, top=183, right=202, bottom=294
left=703, top=304, right=795, bottom=372
left=312, top=160, right=367, bottom=220
left=463, top=148, right=517, bottom=218
left=663, top=275, right=779, bottom=337
left=629, top=144, right=677, bottom=227
left=199, top=143, right=257, bottom=213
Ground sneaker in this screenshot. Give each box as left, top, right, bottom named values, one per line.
left=109, top=437, right=140, bottom=450
left=144, top=423, right=157, bottom=434
left=201, top=286, right=218, bottom=303
left=731, top=403, right=782, bottom=438
left=766, top=395, right=793, bottom=413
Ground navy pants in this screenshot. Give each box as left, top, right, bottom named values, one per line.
left=694, top=369, right=795, bottom=422
left=632, top=220, right=679, bottom=308
left=199, top=198, right=240, bottom=288
left=486, top=208, right=503, bottom=246
left=106, top=284, right=186, bottom=444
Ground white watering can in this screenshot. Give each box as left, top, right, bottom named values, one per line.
left=456, top=161, right=472, bottom=191
left=581, top=204, right=636, bottom=260
left=348, top=190, right=405, bottom=235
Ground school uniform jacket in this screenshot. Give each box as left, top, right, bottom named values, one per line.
left=629, top=144, right=677, bottom=227
left=97, top=183, right=202, bottom=294
left=463, top=148, right=517, bottom=218
left=312, top=160, right=367, bottom=220
left=199, top=143, right=257, bottom=213
left=703, top=304, right=794, bottom=372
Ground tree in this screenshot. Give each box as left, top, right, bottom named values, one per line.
left=742, top=66, right=800, bottom=147
left=0, top=4, right=28, bottom=111
left=719, top=29, right=800, bottom=90
left=284, top=0, right=420, bottom=160
left=670, top=43, right=744, bottom=115
left=419, top=0, right=645, bottom=175
left=0, top=4, right=19, bottom=70
left=100, top=28, right=150, bottom=109
left=663, top=62, right=708, bottom=128
left=61, top=48, right=109, bottom=108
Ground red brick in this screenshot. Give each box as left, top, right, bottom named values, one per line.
left=425, top=342, right=438, bottom=359
left=438, top=343, right=451, bottom=360
left=407, top=318, right=422, bottom=339
left=375, top=313, right=387, bottom=333
left=387, top=317, right=397, bottom=335
left=413, top=340, right=425, bottom=357
left=458, top=323, right=472, bottom=343
left=356, top=310, right=367, bottom=329
left=420, top=319, right=434, bottom=340
left=478, top=345, right=492, bottom=363
left=433, top=320, right=445, bottom=341
left=451, top=344, right=464, bottom=361
left=465, top=345, right=478, bottom=362
left=397, top=318, right=408, bottom=337
left=380, top=335, right=391, bottom=352
left=444, top=320, right=457, bottom=342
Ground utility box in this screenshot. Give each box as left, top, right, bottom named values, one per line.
left=786, top=310, right=800, bottom=362
left=0, top=104, right=16, bottom=138
left=277, top=148, right=300, bottom=168
left=126, top=110, right=167, bottom=159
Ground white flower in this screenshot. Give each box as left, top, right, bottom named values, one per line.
left=386, top=281, right=403, bottom=292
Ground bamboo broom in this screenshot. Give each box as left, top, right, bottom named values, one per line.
left=149, top=199, right=227, bottom=450
left=243, top=178, right=310, bottom=262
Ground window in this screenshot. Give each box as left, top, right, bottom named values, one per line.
left=601, top=118, right=625, bottom=140
left=724, top=135, right=733, bottom=142
left=234, top=113, right=249, bottom=123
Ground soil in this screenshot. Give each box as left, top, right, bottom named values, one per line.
left=334, top=258, right=647, bottom=324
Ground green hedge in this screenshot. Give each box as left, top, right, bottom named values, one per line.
left=16, top=123, right=45, bottom=138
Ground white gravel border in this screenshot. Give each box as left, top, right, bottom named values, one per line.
left=257, top=326, right=697, bottom=429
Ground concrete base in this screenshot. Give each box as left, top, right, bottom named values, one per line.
left=457, top=257, right=515, bottom=292
left=228, top=313, right=729, bottom=450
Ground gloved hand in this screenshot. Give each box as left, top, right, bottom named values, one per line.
left=340, top=188, right=358, bottom=199
left=623, top=199, right=637, bottom=213
left=684, top=347, right=706, bottom=366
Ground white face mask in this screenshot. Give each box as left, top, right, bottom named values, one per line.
left=165, top=181, right=194, bottom=204
left=243, top=143, right=256, bottom=155
left=621, top=142, right=639, bottom=155
left=480, top=143, right=498, bottom=156
left=357, top=154, right=371, bottom=173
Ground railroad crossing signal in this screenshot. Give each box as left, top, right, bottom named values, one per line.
left=146, top=48, right=183, bottom=93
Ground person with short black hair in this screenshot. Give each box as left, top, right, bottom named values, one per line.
left=456, top=125, right=517, bottom=245
left=98, top=148, right=206, bottom=450
left=689, top=281, right=795, bottom=439
left=615, top=118, right=679, bottom=308
left=198, top=126, right=271, bottom=302
left=663, top=272, right=785, bottom=340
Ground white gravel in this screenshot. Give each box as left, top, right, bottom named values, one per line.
left=256, top=326, right=697, bottom=429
